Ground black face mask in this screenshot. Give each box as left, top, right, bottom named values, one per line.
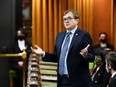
left=17, top=36, right=25, bottom=40
left=100, top=39, right=106, bottom=43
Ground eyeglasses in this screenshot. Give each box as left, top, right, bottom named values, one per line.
left=63, top=17, right=75, bottom=22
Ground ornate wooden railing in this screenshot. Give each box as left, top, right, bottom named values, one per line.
left=26, top=53, right=42, bottom=87
left=0, top=50, right=95, bottom=87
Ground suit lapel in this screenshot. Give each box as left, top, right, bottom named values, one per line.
left=69, top=29, right=80, bottom=51
left=58, top=29, right=80, bottom=54
left=57, top=31, right=66, bottom=55
left=111, top=74, right=116, bottom=82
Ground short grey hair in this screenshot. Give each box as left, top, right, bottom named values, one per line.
left=63, top=9, right=79, bottom=19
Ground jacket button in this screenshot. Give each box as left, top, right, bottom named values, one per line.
left=95, top=81, right=97, bottom=83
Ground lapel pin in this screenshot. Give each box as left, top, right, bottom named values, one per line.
left=76, top=33, right=78, bottom=36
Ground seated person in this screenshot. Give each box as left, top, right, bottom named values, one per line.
left=10, top=28, right=31, bottom=87
left=94, top=32, right=114, bottom=54
left=91, top=51, right=111, bottom=87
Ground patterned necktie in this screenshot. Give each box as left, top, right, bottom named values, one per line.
left=59, top=32, right=71, bottom=76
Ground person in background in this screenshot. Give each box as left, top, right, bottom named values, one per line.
left=105, top=52, right=116, bottom=87
left=91, top=51, right=111, bottom=87
left=10, top=28, right=31, bottom=87
left=94, top=32, right=114, bottom=55
left=31, top=9, right=95, bottom=87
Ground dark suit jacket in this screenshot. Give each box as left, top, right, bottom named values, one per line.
left=10, top=40, right=31, bottom=71
left=108, top=74, right=116, bottom=87
left=42, top=28, right=95, bottom=87
left=94, top=43, right=114, bottom=52
left=10, top=39, right=31, bottom=87
left=92, top=65, right=111, bottom=87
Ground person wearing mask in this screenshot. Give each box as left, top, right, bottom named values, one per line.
left=91, top=51, right=111, bottom=87
left=94, top=32, right=114, bottom=55
left=31, top=9, right=95, bottom=87
left=105, top=52, right=116, bottom=87
left=10, top=28, right=31, bottom=87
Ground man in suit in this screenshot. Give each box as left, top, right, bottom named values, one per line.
left=31, top=9, right=95, bottom=87
left=10, top=28, right=32, bottom=87
left=105, top=52, right=116, bottom=87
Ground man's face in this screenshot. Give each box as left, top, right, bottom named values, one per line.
left=63, top=12, right=79, bottom=30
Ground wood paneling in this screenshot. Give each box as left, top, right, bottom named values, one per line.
left=113, top=0, right=116, bottom=50
left=93, top=0, right=113, bottom=45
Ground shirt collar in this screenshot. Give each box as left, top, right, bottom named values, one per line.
left=111, top=72, right=116, bottom=78
left=18, top=39, right=25, bottom=42
left=66, top=26, right=77, bottom=34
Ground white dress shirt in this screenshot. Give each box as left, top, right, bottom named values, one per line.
left=18, top=40, right=26, bottom=51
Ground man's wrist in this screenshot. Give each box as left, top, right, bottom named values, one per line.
left=42, top=51, right=45, bottom=57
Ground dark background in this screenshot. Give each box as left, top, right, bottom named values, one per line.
left=0, top=0, right=22, bottom=87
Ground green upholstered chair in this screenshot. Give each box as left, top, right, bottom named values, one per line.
left=9, top=69, right=17, bottom=87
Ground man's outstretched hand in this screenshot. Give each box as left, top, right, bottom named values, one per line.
left=31, top=45, right=45, bottom=55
